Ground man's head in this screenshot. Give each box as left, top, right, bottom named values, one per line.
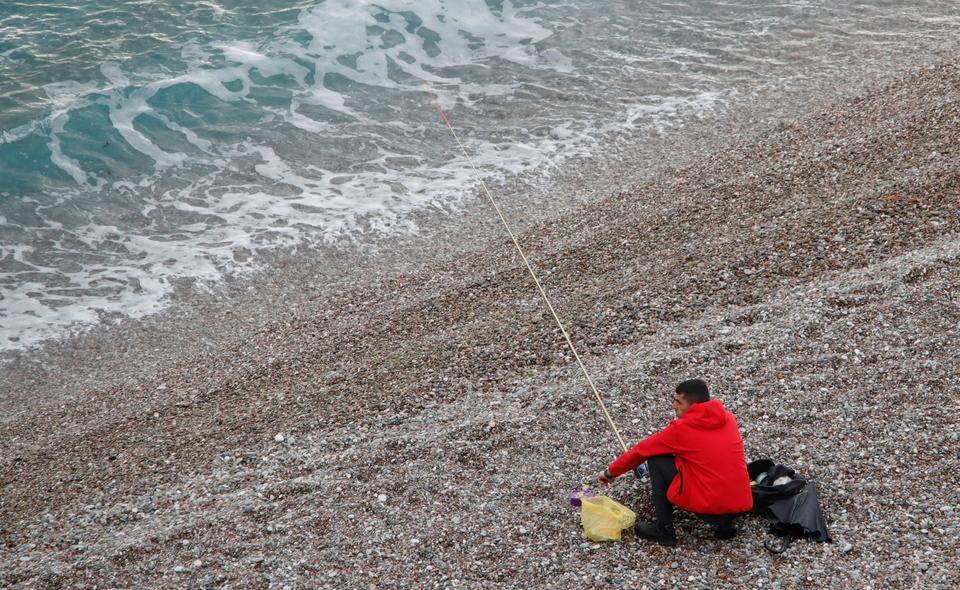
left=673, top=379, right=710, bottom=418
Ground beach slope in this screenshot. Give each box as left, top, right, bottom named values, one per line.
left=2, top=61, right=959, bottom=588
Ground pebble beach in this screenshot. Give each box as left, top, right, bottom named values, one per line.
left=2, top=52, right=960, bottom=589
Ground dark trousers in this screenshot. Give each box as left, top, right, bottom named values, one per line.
left=647, top=454, right=736, bottom=530
left=647, top=454, right=678, bottom=528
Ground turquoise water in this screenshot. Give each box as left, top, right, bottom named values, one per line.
left=1, top=0, right=959, bottom=353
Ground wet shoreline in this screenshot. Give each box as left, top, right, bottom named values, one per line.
left=4, top=33, right=955, bottom=415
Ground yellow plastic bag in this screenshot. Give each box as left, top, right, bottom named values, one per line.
left=580, top=495, right=636, bottom=542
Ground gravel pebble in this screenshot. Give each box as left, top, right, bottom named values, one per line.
left=2, top=53, right=960, bottom=590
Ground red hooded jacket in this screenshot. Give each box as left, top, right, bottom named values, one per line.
left=607, top=399, right=752, bottom=515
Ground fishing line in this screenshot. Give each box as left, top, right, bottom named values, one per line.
left=422, top=82, right=628, bottom=454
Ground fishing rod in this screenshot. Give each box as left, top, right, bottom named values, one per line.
left=422, top=81, right=629, bottom=455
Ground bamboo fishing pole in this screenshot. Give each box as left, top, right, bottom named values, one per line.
left=422, top=82, right=628, bottom=455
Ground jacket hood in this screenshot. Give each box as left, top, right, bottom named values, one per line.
left=680, top=399, right=729, bottom=430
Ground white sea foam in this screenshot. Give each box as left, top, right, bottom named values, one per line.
left=47, top=111, right=89, bottom=186
left=602, top=90, right=734, bottom=136
left=197, top=1, right=230, bottom=19
left=214, top=42, right=311, bottom=86
left=1, top=119, right=45, bottom=145
left=103, top=88, right=189, bottom=169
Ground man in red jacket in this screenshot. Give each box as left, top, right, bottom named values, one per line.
left=597, top=379, right=752, bottom=546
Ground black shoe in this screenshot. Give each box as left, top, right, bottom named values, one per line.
left=714, top=523, right=737, bottom=540
left=633, top=520, right=677, bottom=547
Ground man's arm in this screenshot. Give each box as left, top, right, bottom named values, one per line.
left=602, top=423, right=682, bottom=480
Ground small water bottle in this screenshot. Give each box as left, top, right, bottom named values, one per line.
left=633, top=463, right=650, bottom=484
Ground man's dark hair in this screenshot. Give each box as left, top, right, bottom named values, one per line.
left=676, top=379, right=710, bottom=403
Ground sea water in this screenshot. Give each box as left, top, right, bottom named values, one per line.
left=1, top=0, right=959, bottom=354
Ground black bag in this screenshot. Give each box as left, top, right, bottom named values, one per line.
left=748, top=459, right=831, bottom=553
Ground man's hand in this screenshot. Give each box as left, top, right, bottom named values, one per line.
left=597, top=469, right=616, bottom=486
